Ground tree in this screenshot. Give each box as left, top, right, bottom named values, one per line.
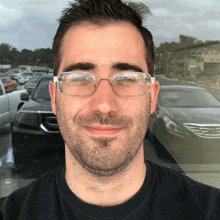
left=19, top=49, right=33, bottom=65
left=0, top=43, right=13, bottom=64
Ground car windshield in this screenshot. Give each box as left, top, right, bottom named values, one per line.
left=12, top=69, right=19, bottom=73
left=32, top=78, right=51, bottom=101
left=159, top=89, right=220, bottom=107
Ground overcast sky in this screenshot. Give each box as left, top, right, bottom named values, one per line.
left=0, top=0, right=219, bottom=51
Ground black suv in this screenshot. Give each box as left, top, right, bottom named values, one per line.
left=11, top=75, right=64, bottom=168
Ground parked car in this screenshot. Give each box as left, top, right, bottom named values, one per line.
left=23, top=75, right=42, bottom=95
left=33, top=72, right=44, bottom=77
left=17, top=73, right=32, bottom=84
left=0, top=77, right=17, bottom=90
left=6, top=68, right=20, bottom=79
left=11, top=69, right=25, bottom=81
left=31, top=66, right=50, bottom=73
left=147, top=85, right=220, bottom=165
left=11, top=75, right=64, bottom=169
left=18, top=65, right=34, bottom=74
left=0, top=72, right=8, bottom=77
left=0, top=79, right=26, bottom=127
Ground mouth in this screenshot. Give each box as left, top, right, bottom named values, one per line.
left=84, top=126, right=122, bottom=135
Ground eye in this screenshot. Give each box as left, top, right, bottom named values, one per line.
left=71, top=75, right=91, bottom=81
left=115, top=76, right=134, bottom=82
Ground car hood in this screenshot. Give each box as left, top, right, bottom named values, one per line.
left=21, top=99, right=52, bottom=112
left=161, top=107, right=220, bottom=124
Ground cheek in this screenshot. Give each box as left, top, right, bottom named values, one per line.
left=56, top=95, right=85, bottom=119
left=120, top=97, right=150, bottom=116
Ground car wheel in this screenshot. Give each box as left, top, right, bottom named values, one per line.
left=12, top=133, right=33, bottom=169
left=10, top=122, right=14, bottom=132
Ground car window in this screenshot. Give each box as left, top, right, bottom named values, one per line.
left=33, top=78, right=51, bottom=100
left=159, top=89, right=220, bottom=107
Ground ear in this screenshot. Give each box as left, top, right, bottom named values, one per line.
left=49, top=81, right=57, bottom=115
left=150, top=81, right=159, bottom=114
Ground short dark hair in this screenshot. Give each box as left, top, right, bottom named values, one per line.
left=52, top=0, right=154, bottom=76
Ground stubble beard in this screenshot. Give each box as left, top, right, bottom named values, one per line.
left=56, top=100, right=151, bottom=177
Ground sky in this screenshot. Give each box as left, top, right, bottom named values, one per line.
left=0, top=0, right=219, bottom=51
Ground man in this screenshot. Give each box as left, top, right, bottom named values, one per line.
left=0, top=0, right=220, bottom=219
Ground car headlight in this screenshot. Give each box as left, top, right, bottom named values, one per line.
left=16, top=111, right=39, bottom=127
left=163, top=116, right=189, bottom=136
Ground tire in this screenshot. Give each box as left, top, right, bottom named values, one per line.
left=10, top=122, right=14, bottom=132
left=11, top=133, right=33, bottom=169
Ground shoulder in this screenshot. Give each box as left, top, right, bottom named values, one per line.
left=0, top=165, right=64, bottom=219
left=146, top=160, right=220, bottom=219
left=146, top=159, right=220, bottom=193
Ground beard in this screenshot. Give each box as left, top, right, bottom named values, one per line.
left=56, top=99, right=150, bottom=177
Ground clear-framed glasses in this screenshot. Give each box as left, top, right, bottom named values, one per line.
left=53, top=71, right=155, bottom=97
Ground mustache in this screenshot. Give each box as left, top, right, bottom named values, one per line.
left=75, top=112, right=133, bottom=128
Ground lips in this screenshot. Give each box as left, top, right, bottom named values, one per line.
left=84, top=126, right=122, bottom=135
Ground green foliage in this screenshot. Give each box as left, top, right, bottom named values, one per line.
left=0, top=43, right=54, bottom=68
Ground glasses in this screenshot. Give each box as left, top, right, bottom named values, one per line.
left=53, top=71, right=155, bottom=97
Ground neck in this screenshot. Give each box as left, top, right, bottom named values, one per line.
left=65, top=144, right=146, bottom=206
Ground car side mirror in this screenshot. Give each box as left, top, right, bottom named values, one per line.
left=20, top=93, right=29, bottom=101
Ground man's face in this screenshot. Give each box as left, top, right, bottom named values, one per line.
left=50, top=21, right=159, bottom=177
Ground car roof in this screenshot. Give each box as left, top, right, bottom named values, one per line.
left=159, top=85, right=207, bottom=91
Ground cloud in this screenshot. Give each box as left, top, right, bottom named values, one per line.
left=198, top=20, right=220, bottom=30
left=0, top=0, right=219, bottom=50
left=0, top=3, right=23, bottom=26
left=151, top=8, right=172, bottom=17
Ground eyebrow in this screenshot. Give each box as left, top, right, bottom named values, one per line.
left=63, top=63, right=95, bottom=72
left=63, top=62, right=143, bottom=73
left=112, top=63, right=143, bottom=72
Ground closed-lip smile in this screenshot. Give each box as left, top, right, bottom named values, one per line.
left=84, top=126, right=122, bottom=135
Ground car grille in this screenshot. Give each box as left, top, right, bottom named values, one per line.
left=19, top=123, right=40, bottom=131
left=41, top=115, right=59, bottom=132
left=184, top=123, right=220, bottom=138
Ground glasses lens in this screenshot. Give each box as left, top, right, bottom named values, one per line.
left=58, top=72, right=97, bottom=96
left=112, top=72, right=151, bottom=96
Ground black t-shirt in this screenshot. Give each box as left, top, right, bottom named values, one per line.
left=0, top=160, right=220, bottom=220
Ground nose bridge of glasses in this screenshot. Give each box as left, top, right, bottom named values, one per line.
left=94, top=77, right=116, bottom=94
left=96, top=77, right=114, bottom=88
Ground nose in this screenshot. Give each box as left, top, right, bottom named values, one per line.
left=89, top=79, right=118, bottom=114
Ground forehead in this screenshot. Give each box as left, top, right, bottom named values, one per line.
left=59, top=21, right=147, bottom=72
